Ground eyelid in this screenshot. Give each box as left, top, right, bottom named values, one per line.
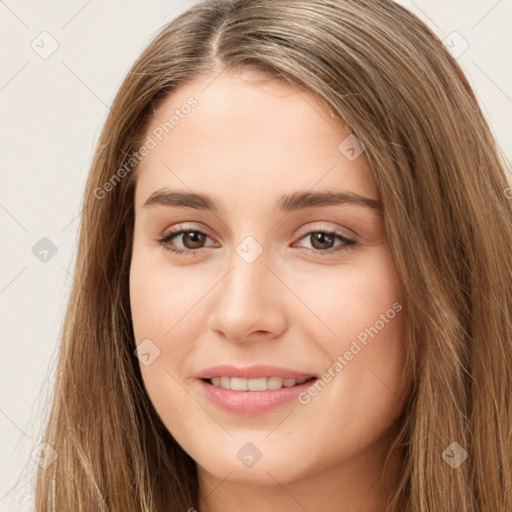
left=295, top=221, right=356, bottom=239
left=157, top=221, right=359, bottom=259
left=160, top=223, right=219, bottom=249
left=161, top=221, right=354, bottom=243
left=164, top=222, right=216, bottom=239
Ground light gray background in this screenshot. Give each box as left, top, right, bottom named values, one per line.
left=1, top=1, right=511, bottom=509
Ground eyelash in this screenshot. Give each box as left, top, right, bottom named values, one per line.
left=155, top=226, right=357, bottom=257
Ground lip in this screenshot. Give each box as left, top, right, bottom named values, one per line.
left=197, top=378, right=317, bottom=415
left=196, top=364, right=318, bottom=415
left=197, top=364, right=317, bottom=380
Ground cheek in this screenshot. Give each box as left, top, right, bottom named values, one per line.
left=129, top=259, right=202, bottom=430
left=293, top=246, right=405, bottom=357
left=129, top=251, right=214, bottom=409
left=129, top=252, right=209, bottom=341
left=292, top=247, right=408, bottom=420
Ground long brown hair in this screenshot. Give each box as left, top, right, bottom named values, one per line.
left=33, top=0, right=512, bottom=510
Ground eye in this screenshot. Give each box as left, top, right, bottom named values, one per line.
left=155, top=225, right=358, bottom=256
left=293, top=230, right=357, bottom=255
left=156, top=226, right=215, bottom=255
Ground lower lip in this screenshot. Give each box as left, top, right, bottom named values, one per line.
left=197, top=378, right=318, bottom=415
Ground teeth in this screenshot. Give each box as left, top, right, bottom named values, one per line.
left=231, top=377, right=248, bottom=391
left=267, top=376, right=283, bottom=390
left=248, top=377, right=267, bottom=391
left=208, top=376, right=313, bottom=391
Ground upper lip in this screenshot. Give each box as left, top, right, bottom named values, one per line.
left=197, top=364, right=317, bottom=380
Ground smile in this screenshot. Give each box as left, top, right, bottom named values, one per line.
left=206, top=376, right=315, bottom=391
left=197, top=376, right=318, bottom=415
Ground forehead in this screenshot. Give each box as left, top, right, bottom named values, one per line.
left=134, top=69, right=378, bottom=211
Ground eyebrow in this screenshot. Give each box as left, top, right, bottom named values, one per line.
left=142, top=188, right=382, bottom=212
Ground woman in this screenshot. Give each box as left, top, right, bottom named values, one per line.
left=34, top=0, right=512, bottom=510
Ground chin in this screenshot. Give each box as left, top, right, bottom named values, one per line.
left=196, top=446, right=315, bottom=487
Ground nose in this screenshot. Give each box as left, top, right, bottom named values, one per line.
left=207, top=250, right=288, bottom=344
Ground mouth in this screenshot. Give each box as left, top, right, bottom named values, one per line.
left=202, top=375, right=317, bottom=391
left=195, top=364, right=319, bottom=414
left=197, top=373, right=319, bottom=415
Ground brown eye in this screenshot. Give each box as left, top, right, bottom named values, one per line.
left=309, top=232, right=335, bottom=250
left=295, top=230, right=357, bottom=256
left=157, top=228, right=214, bottom=255
left=180, top=231, right=207, bottom=249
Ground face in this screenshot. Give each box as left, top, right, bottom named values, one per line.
left=129, top=69, right=409, bottom=488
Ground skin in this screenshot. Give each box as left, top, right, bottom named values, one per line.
left=129, top=69, right=410, bottom=512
